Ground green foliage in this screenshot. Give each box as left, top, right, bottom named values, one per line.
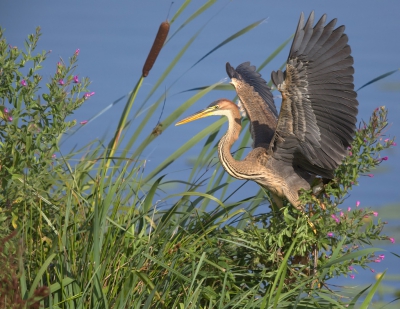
left=0, top=3, right=399, bottom=308
left=0, top=26, right=90, bottom=234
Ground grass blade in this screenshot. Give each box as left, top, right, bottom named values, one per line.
left=191, top=18, right=266, bottom=68
left=357, top=68, right=399, bottom=91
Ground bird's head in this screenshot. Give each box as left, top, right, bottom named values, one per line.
left=175, top=99, right=239, bottom=126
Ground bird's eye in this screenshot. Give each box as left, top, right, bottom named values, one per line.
left=215, top=105, right=220, bottom=109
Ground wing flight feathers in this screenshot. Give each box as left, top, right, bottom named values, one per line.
left=226, top=62, right=278, bottom=147
left=271, top=11, right=358, bottom=178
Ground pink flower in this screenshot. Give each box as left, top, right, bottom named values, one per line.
left=348, top=266, right=354, bottom=271
left=350, top=274, right=355, bottom=279
left=83, top=92, right=95, bottom=99
left=392, top=142, right=397, bottom=146
left=8, top=116, right=12, bottom=121
left=384, top=139, right=390, bottom=143
left=381, top=156, right=388, bottom=161
left=356, top=201, right=360, bottom=207
left=373, top=211, right=378, bottom=217
left=331, top=214, right=340, bottom=224
left=389, top=237, right=395, bottom=244
left=371, top=269, right=375, bottom=273
left=21, top=79, right=27, bottom=86
left=52, top=154, right=56, bottom=159
left=368, top=174, right=374, bottom=178
left=80, top=120, right=88, bottom=125
left=327, top=232, right=334, bottom=237
left=73, top=75, right=79, bottom=83
left=347, top=207, right=351, bottom=212
left=58, top=79, right=64, bottom=85
left=75, top=48, right=80, bottom=56
left=349, top=151, right=352, bottom=156
left=4, top=108, right=8, bottom=113
left=374, top=258, right=381, bottom=263
left=340, top=211, right=344, bottom=217
left=379, top=254, right=385, bottom=260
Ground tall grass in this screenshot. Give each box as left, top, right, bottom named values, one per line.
left=0, top=2, right=399, bottom=308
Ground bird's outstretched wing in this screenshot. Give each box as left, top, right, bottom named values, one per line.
left=270, top=12, right=358, bottom=178
left=226, top=62, right=278, bottom=148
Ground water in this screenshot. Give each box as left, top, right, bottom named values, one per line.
left=2, top=0, right=400, bottom=302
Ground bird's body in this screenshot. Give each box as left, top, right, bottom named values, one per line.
left=176, top=12, right=358, bottom=210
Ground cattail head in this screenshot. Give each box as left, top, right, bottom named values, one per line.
left=142, top=21, right=170, bottom=77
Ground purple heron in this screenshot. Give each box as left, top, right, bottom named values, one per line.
left=176, top=12, right=358, bottom=211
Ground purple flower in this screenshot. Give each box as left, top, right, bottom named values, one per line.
left=4, top=108, right=8, bottom=113
left=347, top=207, right=351, bottom=212
left=75, top=48, right=80, bottom=56
left=73, top=75, right=79, bottom=83
left=58, top=79, right=64, bottom=85
left=327, top=232, right=334, bottom=237
left=371, top=269, right=375, bottom=273
left=83, top=92, right=95, bottom=99
left=331, top=214, right=340, bottom=224
left=356, top=201, right=360, bottom=207
left=80, top=120, right=88, bottom=125
left=21, top=79, right=27, bottom=86
left=379, top=254, right=385, bottom=260
left=389, top=237, right=395, bottom=244
left=368, top=174, right=374, bottom=178
left=381, top=156, right=388, bottom=161
left=350, top=274, right=355, bottom=279
left=384, top=138, right=390, bottom=143
left=373, top=211, right=378, bottom=217
left=392, top=142, right=397, bottom=146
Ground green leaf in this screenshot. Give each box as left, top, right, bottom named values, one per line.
left=191, top=18, right=266, bottom=68
left=357, top=68, right=399, bottom=91
left=359, top=270, right=386, bottom=309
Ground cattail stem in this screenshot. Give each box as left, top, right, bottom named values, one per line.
left=106, top=76, right=144, bottom=170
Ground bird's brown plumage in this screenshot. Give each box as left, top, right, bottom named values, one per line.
left=177, top=12, right=358, bottom=209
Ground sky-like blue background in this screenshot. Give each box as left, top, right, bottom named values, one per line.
left=2, top=0, right=400, bottom=299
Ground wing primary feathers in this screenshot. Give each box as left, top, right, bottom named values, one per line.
left=271, top=12, right=358, bottom=179
left=293, top=11, right=315, bottom=57
left=289, top=12, right=305, bottom=59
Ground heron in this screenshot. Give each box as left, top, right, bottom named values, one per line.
left=176, top=12, right=358, bottom=212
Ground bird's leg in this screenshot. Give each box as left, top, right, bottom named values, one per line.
left=310, top=177, right=327, bottom=210
left=282, top=187, right=317, bottom=234
left=270, top=192, right=284, bottom=209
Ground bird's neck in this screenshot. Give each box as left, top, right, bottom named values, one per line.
left=218, top=112, right=252, bottom=180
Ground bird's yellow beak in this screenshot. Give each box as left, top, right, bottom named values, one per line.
left=175, top=106, right=216, bottom=126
